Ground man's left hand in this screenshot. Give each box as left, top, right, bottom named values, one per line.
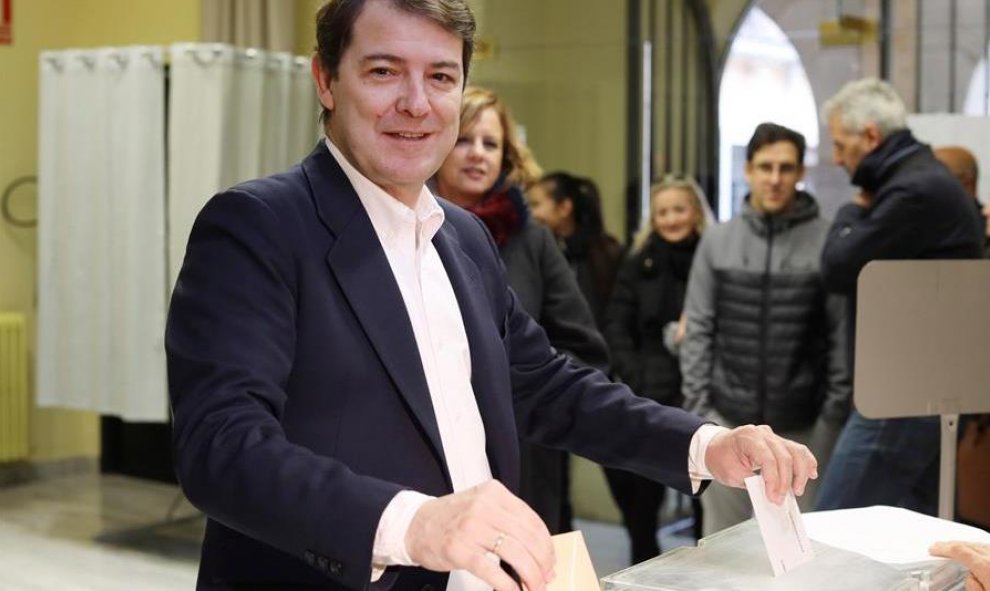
left=853, top=191, right=874, bottom=208
left=705, top=424, right=818, bottom=504
left=930, top=541, right=990, bottom=591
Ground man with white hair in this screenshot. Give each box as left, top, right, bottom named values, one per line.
left=815, top=78, right=984, bottom=514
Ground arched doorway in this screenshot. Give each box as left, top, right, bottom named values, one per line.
left=717, top=7, right=819, bottom=220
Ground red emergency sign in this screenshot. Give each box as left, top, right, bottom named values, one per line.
left=0, top=0, right=11, bottom=45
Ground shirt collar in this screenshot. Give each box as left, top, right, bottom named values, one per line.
left=324, top=137, right=445, bottom=247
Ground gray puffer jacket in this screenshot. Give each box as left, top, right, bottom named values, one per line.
left=680, top=192, right=851, bottom=431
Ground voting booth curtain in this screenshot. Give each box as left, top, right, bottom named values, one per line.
left=36, top=43, right=319, bottom=422
left=37, top=46, right=168, bottom=422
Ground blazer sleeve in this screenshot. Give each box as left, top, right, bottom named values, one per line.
left=166, top=189, right=402, bottom=590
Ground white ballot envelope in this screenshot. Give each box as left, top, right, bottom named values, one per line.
left=744, top=473, right=815, bottom=576
left=547, top=530, right=599, bottom=591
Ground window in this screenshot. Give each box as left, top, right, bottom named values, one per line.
left=718, top=7, right=819, bottom=220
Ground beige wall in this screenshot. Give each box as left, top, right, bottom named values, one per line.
left=469, top=0, right=630, bottom=240
left=0, top=0, right=198, bottom=463
left=707, top=0, right=752, bottom=63
left=295, top=0, right=323, bottom=56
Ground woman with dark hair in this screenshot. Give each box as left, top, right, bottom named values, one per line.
left=603, top=174, right=712, bottom=563
left=529, top=172, right=624, bottom=328
left=434, top=86, right=609, bottom=534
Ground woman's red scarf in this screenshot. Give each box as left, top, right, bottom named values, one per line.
left=464, top=181, right=529, bottom=247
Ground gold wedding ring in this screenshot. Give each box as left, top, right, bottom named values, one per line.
left=491, top=532, right=506, bottom=554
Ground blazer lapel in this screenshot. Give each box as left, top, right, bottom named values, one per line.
left=432, top=221, right=519, bottom=487
left=301, top=146, right=449, bottom=485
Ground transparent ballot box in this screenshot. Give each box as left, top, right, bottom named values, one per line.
left=600, top=520, right=967, bottom=591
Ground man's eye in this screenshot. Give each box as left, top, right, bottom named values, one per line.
left=432, top=72, right=455, bottom=84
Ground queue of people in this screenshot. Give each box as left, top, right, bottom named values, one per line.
left=602, top=175, right=710, bottom=562
left=163, top=1, right=990, bottom=588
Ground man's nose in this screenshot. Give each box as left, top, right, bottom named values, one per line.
left=397, top=78, right=429, bottom=117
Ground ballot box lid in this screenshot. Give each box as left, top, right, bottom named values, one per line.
left=600, top=520, right=965, bottom=591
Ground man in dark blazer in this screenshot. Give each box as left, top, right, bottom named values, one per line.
left=166, top=1, right=818, bottom=590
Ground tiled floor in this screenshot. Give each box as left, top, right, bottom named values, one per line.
left=0, top=473, right=200, bottom=590
left=0, top=473, right=696, bottom=590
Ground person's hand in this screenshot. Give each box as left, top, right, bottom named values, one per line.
left=405, top=480, right=555, bottom=591
left=674, top=312, right=688, bottom=346
left=853, top=190, right=874, bottom=208
left=704, top=424, right=818, bottom=504
left=930, top=541, right=990, bottom=591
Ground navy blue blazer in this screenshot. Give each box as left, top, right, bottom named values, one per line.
left=166, top=144, right=705, bottom=590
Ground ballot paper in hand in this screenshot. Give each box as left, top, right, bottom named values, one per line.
left=744, top=474, right=815, bottom=577
left=547, top=531, right=599, bottom=591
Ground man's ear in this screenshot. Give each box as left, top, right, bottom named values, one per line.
left=863, top=122, right=883, bottom=151
left=311, top=54, right=335, bottom=111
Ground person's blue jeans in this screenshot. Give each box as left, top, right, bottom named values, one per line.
left=815, top=410, right=940, bottom=516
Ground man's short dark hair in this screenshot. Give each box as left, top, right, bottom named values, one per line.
left=746, top=122, right=806, bottom=164
left=315, top=0, right=476, bottom=122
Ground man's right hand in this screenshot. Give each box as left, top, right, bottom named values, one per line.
left=405, top=480, right=556, bottom=591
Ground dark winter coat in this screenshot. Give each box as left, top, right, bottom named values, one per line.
left=681, top=192, right=851, bottom=431
left=604, top=233, right=697, bottom=406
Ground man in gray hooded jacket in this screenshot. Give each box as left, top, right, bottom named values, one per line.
left=680, top=123, right=851, bottom=535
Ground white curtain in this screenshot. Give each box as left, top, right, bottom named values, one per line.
left=36, top=43, right=318, bottom=421
left=168, top=43, right=319, bottom=286
left=37, top=47, right=169, bottom=422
